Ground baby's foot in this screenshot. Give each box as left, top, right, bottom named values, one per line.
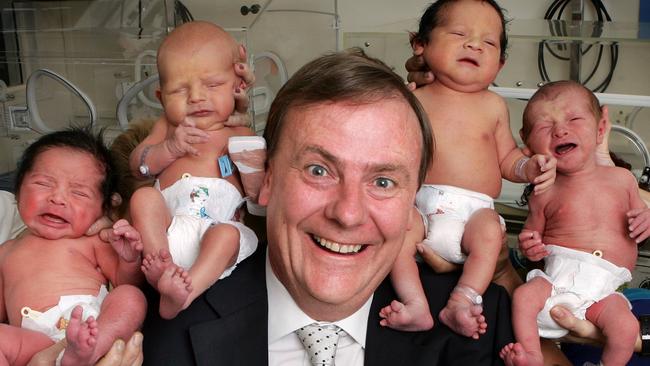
left=61, top=306, right=98, bottom=366
left=438, top=292, right=487, bottom=339
left=142, top=249, right=173, bottom=287
left=499, top=343, right=543, bottom=366
left=379, top=299, right=434, bottom=331
left=158, top=266, right=193, bottom=319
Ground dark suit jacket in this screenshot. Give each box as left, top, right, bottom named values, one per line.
left=142, top=246, right=513, bottom=365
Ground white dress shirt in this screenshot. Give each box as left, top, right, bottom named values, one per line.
left=266, top=251, right=371, bottom=366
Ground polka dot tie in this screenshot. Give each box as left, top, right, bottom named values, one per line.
left=295, top=323, right=342, bottom=366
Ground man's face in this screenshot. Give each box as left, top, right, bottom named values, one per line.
left=259, top=99, right=423, bottom=320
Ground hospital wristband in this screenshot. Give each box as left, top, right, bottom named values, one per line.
left=138, top=145, right=153, bottom=178
left=452, top=285, right=483, bottom=306
left=514, top=156, right=531, bottom=182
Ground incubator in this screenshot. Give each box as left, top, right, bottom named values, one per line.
left=0, top=0, right=340, bottom=176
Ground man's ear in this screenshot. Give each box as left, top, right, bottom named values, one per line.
left=596, top=105, right=609, bottom=145
left=257, top=163, right=273, bottom=206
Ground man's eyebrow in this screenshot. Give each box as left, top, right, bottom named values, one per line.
left=302, top=145, right=339, bottom=165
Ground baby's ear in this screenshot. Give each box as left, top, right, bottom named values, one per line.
left=410, top=32, right=425, bottom=54
left=596, top=105, right=610, bottom=144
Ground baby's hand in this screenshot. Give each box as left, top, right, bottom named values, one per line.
left=100, top=219, right=143, bottom=263
left=518, top=229, right=549, bottom=261
left=527, top=154, right=557, bottom=195
left=627, top=208, right=650, bottom=244
left=165, top=118, right=209, bottom=158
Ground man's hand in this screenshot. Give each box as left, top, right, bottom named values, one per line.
left=518, top=229, right=548, bottom=262
left=27, top=332, right=144, bottom=366
left=628, top=207, right=650, bottom=244
left=526, top=154, right=557, bottom=195
left=226, top=44, right=255, bottom=128
left=100, top=219, right=143, bottom=263
left=405, top=47, right=434, bottom=88
left=550, top=306, right=603, bottom=346
left=416, top=242, right=461, bottom=273
left=96, top=332, right=144, bottom=366
left=164, top=118, right=210, bottom=158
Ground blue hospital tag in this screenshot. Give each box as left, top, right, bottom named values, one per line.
left=218, top=155, right=233, bottom=177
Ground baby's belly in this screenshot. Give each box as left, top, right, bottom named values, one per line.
left=426, top=164, right=503, bottom=198
left=5, top=279, right=105, bottom=326
left=543, top=231, right=637, bottom=271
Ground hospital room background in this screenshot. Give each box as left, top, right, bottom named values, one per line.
left=0, top=0, right=650, bottom=284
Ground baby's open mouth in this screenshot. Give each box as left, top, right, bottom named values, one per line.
left=555, top=143, right=576, bottom=155
left=312, top=235, right=365, bottom=254
left=42, top=213, right=67, bottom=224
left=459, top=58, right=479, bottom=66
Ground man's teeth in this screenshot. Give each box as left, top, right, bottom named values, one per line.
left=314, top=236, right=362, bottom=254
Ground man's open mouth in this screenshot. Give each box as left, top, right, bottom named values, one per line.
left=312, top=235, right=364, bottom=254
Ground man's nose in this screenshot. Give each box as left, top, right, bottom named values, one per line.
left=325, top=181, right=368, bottom=228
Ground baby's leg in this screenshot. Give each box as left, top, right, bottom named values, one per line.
left=0, top=324, right=53, bottom=366
left=585, top=294, right=638, bottom=365
left=439, top=208, right=501, bottom=338
left=381, top=208, right=433, bottom=331
left=491, top=235, right=523, bottom=296
left=158, top=223, right=240, bottom=319
left=500, top=277, right=552, bottom=366
left=130, top=187, right=173, bottom=286
left=63, top=285, right=146, bottom=365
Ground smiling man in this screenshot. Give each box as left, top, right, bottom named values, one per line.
left=141, top=49, right=513, bottom=366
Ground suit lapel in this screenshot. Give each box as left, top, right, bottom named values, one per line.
left=364, top=279, right=441, bottom=366
left=189, top=247, right=270, bottom=365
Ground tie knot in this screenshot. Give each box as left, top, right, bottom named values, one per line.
left=295, top=323, right=342, bottom=366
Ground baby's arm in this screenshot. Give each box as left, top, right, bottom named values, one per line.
left=518, top=195, right=550, bottom=262
left=625, top=171, right=650, bottom=243
left=97, top=220, right=144, bottom=286
left=493, top=97, right=557, bottom=194
left=128, top=117, right=209, bottom=179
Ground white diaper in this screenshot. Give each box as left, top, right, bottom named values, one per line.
left=158, top=176, right=257, bottom=276
left=415, top=185, right=504, bottom=264
left=527, top=245, right=632, bottom=339
left=21, top=285, right=108, bottom=341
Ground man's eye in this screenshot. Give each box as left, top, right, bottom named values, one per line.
left=374, top=177, right=395, bottom=189
left=307, top=165, right=328, bottom=177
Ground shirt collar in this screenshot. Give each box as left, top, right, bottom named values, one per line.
left=266, top=249, right=372, bottom=347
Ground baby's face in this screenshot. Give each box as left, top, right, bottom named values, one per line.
left=524, top=88, right=604, bottom=174
left=417, top=0, right=503, bottom=92
left=18, top=147, right=104, bottom=239
left=158, top=41, right=238, bottom=130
